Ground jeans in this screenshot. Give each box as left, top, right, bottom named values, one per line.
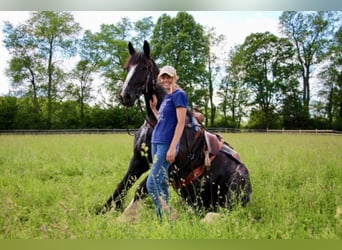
left=146, top=143, right=178, bottom=219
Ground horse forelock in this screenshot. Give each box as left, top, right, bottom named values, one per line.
left=125, top=51, right=149, bottom=69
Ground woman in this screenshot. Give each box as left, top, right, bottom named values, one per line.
left=147, top=65, right=188, bottom=220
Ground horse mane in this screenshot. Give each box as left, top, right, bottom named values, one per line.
left=124, top=51, right=150, bottom=69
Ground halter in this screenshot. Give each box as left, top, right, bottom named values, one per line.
left=132, top=59, right=157, bottom=129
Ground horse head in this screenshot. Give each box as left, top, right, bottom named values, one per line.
left=119, top=40, right=160, bottom=107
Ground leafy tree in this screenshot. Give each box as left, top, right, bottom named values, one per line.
left=131, top=17, right=154, bottom=45
left=3, top=11, right=82, bottom=128
left=238, top=32, right=298, bottom=129
left=201, top=27, right=226, bottom=126
left=80, top=17, right=154, bottom=106
left=53, top=100, right=80, bottom=129
left=0, top=96, right=18, bottom=129
left=16, top=97, right=44, bottom=129
left=150, top=12, right=209, bottom=107
left=316, top=26, right=342, bottom=129
left=217, top=74, right=249, bottom=128
left=3, top=21, right=45, bottom=115
left=87, top=105, right=143, bottom=129
left=66, top=60, right=95, bottom=128
left=281, top=86, right=306, bottom=129
left=279, top=11, right=339, bottom=125
left=218, top=45, right=250, bottom=128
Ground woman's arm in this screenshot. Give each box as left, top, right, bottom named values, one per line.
left=166, top=106, right=187, bottom=163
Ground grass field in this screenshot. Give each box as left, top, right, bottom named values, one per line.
left=0, top=133, right=341, bottom=239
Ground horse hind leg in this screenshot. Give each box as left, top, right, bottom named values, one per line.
left=228, top=164, right=252, bottom=208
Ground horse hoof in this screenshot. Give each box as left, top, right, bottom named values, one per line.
left=200, top=212, right=221, bottom=224
left=95, top=203, right=117, bottom=215
left=95, top=206, right=108, bottom=215
left=117, top=199, right=143, bottom=223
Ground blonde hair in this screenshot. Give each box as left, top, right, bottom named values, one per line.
left=158, top=65, right=181, bottom=91
left=158, top=75, right=180, bottom=91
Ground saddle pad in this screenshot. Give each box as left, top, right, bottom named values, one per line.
left=220, top=143, right=242, bottom=163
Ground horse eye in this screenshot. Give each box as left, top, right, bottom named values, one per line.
left=140, top=66, right=148, bottom=71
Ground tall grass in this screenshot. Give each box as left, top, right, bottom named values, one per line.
left=0, top=133, right=341, bottom=239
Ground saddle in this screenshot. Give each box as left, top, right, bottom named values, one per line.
left=204, top=131, right=242, bottom=166
left=204, top=131, right=224, bottom=155
left=172, top=131, right=242, bottom=189
left=172, top=112, right=242, bottom=189
left=190, top=110, right=241, bottom=165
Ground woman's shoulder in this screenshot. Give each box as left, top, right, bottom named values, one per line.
left=172, top=88, right=188, bottom=106
left=173, top=88, right=187, bottom=97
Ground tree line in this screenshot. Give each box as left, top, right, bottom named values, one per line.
left=1, top=11, right=341, bottom=130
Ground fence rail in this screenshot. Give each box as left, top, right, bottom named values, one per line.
left=209, top=128, right=342, bottom=135
left=0, top=128, right=341, bottom=135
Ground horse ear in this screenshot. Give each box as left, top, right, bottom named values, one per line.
left=143, top=40, right=151, bottom=59
left=128, top=42, right=135, bottom=55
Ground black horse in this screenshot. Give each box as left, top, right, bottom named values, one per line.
left=97, top=41, right=251, bottom=216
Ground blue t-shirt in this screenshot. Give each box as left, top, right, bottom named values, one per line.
left=152, top=89, right=188, bottom=145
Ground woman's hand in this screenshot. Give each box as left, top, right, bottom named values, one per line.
left=149, top=94, right=158, bottom=110
left=166, top=146, right=177, bottom=163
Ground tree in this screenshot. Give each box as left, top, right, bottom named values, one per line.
left=131, top=17, right=154, bottom=45
left=279, top=11, right=339, bottom=125
left=150, top=12, right=209, bottom=107
left=0, top=96, right=18, bottom=129
left=317, top=26, right=342, bottom=129
left=3, top=21, right=45, bottom=116
left=3, top=11, right=81, bottom=128
left=80, top=17, right=154, bottom=106
left=281, top=80, right=306, bottom=129
left=238, top=32, right=298, bottom=128
left=217, top=45, right=250, bottom=128
left=201, top=27, right=226, bottom=126
left=66, top=60, right=95, bottom=128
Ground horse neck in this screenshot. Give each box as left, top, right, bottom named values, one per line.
left=144, top=84, right=166, bottom=125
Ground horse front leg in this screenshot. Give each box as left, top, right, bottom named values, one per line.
left=96, top=155, right=149, bottom=214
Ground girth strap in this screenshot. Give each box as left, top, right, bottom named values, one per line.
left=172, top=155, right=216, bottom=189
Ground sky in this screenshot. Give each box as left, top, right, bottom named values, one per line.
left=0, top=11, right=282, bottom=95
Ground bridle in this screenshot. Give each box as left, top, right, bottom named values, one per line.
left=125, top=59, right=157, bottom=134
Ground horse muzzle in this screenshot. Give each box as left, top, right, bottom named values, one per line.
left=119, top=91, right=136, bottom=107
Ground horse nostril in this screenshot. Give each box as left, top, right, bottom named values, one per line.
left=119, top=92, right=132, bottom=105
left=125, top=93, right=131, bottom=100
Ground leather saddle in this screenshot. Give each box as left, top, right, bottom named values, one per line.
left=204, top=131, right=242, bottom=163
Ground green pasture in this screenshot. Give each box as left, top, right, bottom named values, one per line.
left=0, top=133, right=341, bottom=239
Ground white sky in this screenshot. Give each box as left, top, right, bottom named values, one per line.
left=0, top=11, right=282, bottom=95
